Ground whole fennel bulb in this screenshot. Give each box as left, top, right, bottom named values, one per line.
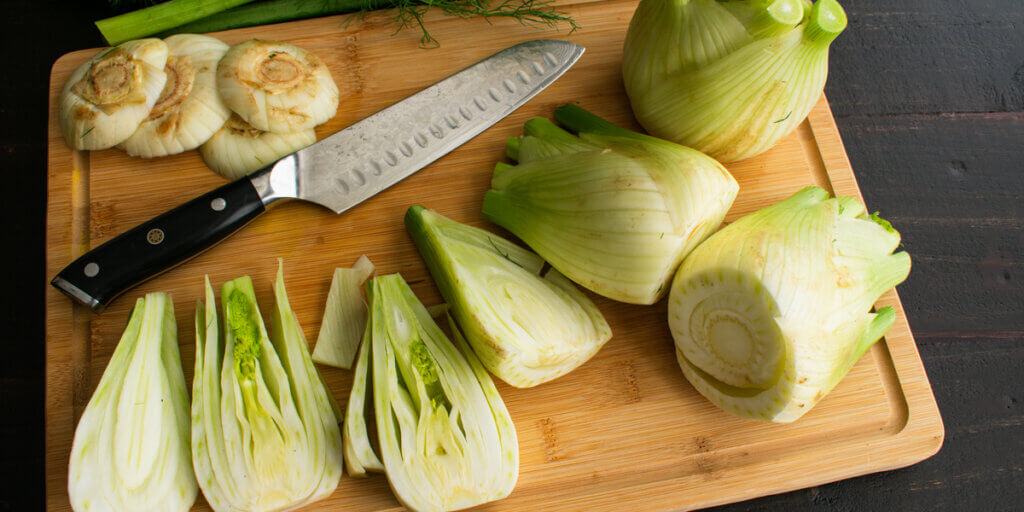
left=623, top=0, right=847, bottom=162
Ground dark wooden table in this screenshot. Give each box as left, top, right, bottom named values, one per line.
left=3, top=0, right=1021, bottom=510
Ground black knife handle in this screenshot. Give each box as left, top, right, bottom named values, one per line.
left=51, top=176, right=266, bottom=310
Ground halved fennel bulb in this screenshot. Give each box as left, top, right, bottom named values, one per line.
left=312, top=255, right=375, bottom=369
left=192, top=262, right=343, bottom=512
left=59, top=38, right=168, bottom=150
left=668, top=187, right=911, bottom=422
left=199, top=114, right=316, bottom=179
left=68, top=293, right=197, bottom=512
left=343, top=274, right=519, bottom=511
left=406, top=206, right=612, bottom=387
left=217, top=39, right=339, bottom=133
left=483, top=104, right=738, bottom=305
left=623, top=0, right=847, bottom=162
left=119, top=34, right=231, bottom=157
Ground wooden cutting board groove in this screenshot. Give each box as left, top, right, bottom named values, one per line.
left=45, top=2, right=944, bottom=510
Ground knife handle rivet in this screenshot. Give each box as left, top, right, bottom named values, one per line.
left=84, top=262, right=100, bottom=277
left=210, top=197, right=227, bottom=211
left=146, top=229, right=165, bottom=245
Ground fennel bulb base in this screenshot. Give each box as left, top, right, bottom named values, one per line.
left=668, top=187, right=910, bottom=423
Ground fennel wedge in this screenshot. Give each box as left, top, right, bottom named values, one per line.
left=343, top=274, right=519, bottom=511
left=668, top=187, right=911, bottom=422
left=483, top=104, right=738, bottom=305
left=622, top=0, right=847, bottom=162
left=406, top=206, right=611, bottom=387
left=312, top=255, right=375, bottom=369
left=192, top=263, right=342, bottom=512
left=68, top=293, right=197, bottom=512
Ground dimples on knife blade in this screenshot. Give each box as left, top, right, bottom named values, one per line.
left=252, top=40, right=586, bottom=213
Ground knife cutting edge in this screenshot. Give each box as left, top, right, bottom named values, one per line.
left=51, top=39, right=585, bottom=310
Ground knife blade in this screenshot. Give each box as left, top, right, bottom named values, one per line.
left=52, top=39, right=585, bottom=310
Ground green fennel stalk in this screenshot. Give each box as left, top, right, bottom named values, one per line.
left=97, top=0, right=256, bottom=44
left=105, top=0, right=577, bottom=48
left=163, top=0, right=376, bottom=35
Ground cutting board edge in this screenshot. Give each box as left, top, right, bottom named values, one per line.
left=42, top=10, right=945, bottom=511
left=806, top=97, right=945, bottom=455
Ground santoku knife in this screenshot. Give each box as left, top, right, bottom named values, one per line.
left=52, top=39, right=584, bottom=310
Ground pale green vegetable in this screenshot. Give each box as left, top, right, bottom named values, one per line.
left=344, top=274, right=519, bottom=511
left=622, top=0, right=847, bottom=162
left=191, top=262, right=343, bottom=512
left=483, top=104, right=738, bottom=305
left=406, top=206, right=612, bottom=387
left=668, top=187, right=911, bottom=422
left=426, top=303, right=450, bottom=318
left=341, top=321, right=384, bottom=477
left=312, top=255, right=375, bottom=369
left=68, top=293, right=197, bottom=512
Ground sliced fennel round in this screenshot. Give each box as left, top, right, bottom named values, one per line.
left=68, top=293, right=197, bottom=512
left=406, top=206, right=612, bottom=388
left=622, top=0, right=847, bottom=162
left=483, top=104, right=738, bottom=305
left=217, top=39, right=339, bottom=133
left=59, top=38, right=168, bottom=150
left=343, top=274, right=519, bottom=511
left=668, top=187, right=911, bottom=422
left=191, top=262, right=343, bottom=512
left=199, top=114, right=315, bottom=179
left=119, top=34, right=231, bottom=157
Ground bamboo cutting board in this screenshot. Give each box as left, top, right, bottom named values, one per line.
left=45, top=2, right=945, bottom=510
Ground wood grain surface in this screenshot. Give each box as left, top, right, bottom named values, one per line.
left=4, top=0, right=1022, bottom=511
left=43, top=2, right=942, bottom=511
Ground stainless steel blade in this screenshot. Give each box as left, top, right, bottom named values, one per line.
left=250, top=40, right=585, bottom=212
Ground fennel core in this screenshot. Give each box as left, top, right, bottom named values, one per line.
left=228, top=288, right=262, bottom=380
left=410, top=339, right=451, bottom=410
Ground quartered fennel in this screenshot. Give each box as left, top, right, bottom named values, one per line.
left=407, top=206, right=611, bottom=387
left=192, top=263, right=343, bottom=512
left=68, top=293, right=197, bottom=512
left=343, top=274, right=519, bottom=512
